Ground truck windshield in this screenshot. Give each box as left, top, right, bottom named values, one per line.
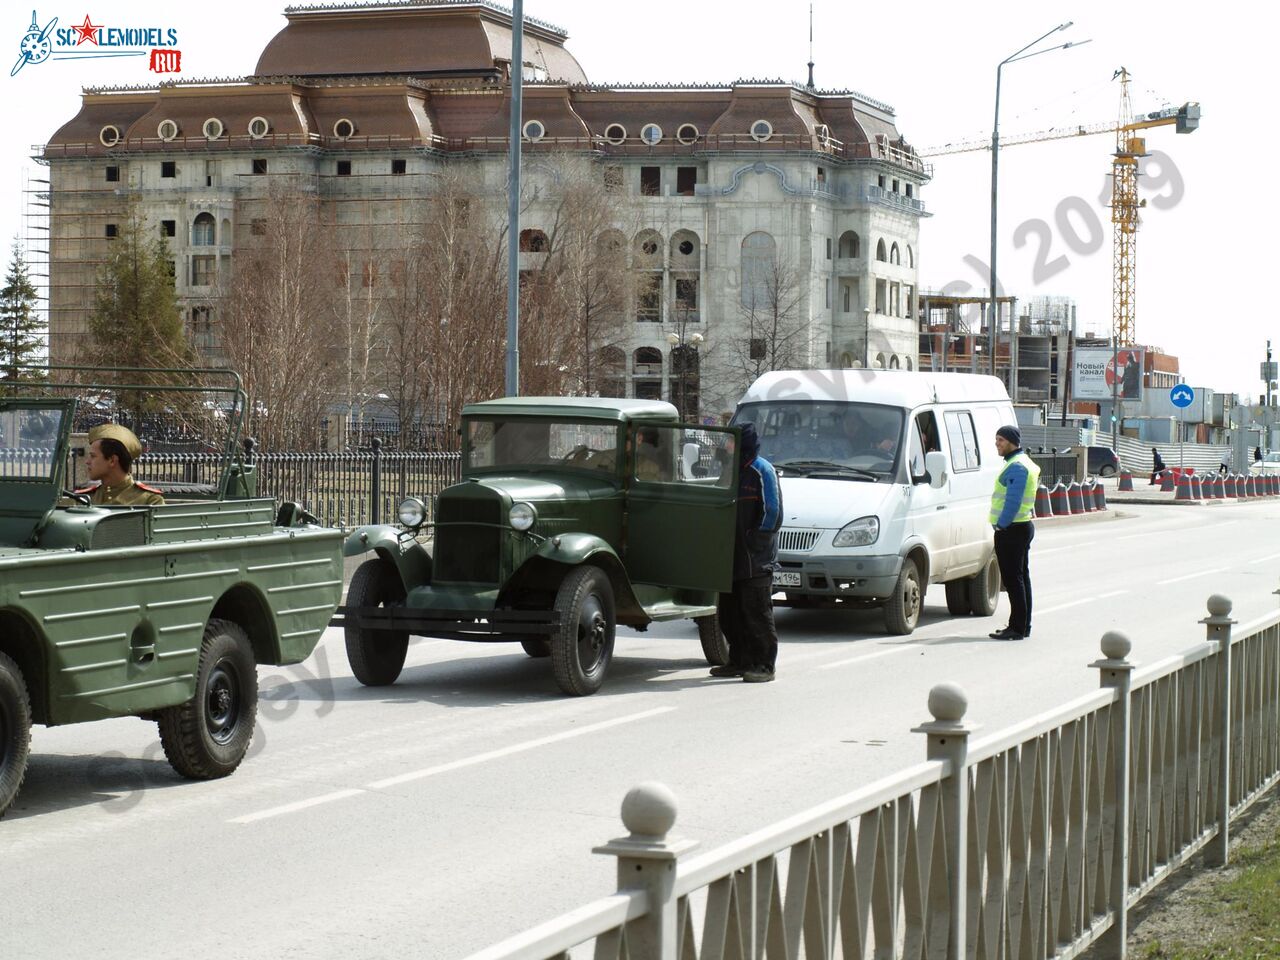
left=0, top=407, right=64, bottom=482
left=734, top=401, right=904, bottom=478
left=466, top=419, right=619, bottom=473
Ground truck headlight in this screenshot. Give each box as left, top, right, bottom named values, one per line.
left=832, top=515, right=879, bottom=547
left=397, top=497, right=426, bottom=529
left=509, top=502, right=537, bottom=532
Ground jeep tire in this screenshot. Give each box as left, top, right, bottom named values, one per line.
left=944, top=579, right=973, bottom=616
left=883, top=560, right=922, bottom=635
left=158, top=619, right=258, bottom=780
left=967, top=554, right=1001, bottom=617
left=345, top=558, right=410, bottom=686
left=0, top=651, right=32, bottom=819
left=696, top=614, right=731, bottom=666
left=550, top=566, right=615, bottom=696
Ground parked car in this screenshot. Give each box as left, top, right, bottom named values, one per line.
left=731, top=370, right=1015, bottom=635
left=1084, top=445, right=1120, bottom=478
left=1251, top=451, right=1280, bottom=475
left=335, top=398, right=738, bottom=696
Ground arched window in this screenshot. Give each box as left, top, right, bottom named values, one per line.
left=838, top=230, right=860, bottom=258
left=890, top=242, right=900, bottom=265
left=597, top=346, right=627, bottom=398
left=192, top=212, right=215, bottom=246
left=519, top=228, right=549, bottom=253
left=634, top=347, right=663, bottom=371
left=633, top=229, right=663, bottom=267
left=889, top=355, right=900, bottom=369
left=905, top=356, right=914, bottom=371
left=875, top=352, right=886, bottom=369
left=740, top=231, right=777, bottom=310
left=876, top=239, right=888, bottom=262
left=669, top=230, right=699, bottom=266
left=906, top=244, right=914, bottom=268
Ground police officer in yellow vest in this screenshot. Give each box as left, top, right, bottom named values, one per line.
left=988, top=425, right=1040, bottom=640
left=78, top=424, right=165, bottom=506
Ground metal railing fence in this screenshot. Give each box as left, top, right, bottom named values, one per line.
left=467, top=589, right=1280, bottom=960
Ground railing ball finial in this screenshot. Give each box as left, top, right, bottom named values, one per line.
left=1100, top=630, right=1132, bottom=661
left=927, top=682, right=968, bottom=723
left=620, top=781, right=678, bottom=840
left=1206, top=594, right=1233, bottom=618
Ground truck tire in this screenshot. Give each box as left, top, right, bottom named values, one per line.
left=696, top=614, right=731, bottom=666
left=944, top=579, right=973, bottom=616
left=0, top=651, right=32, bottom=819
left=520, top=639, right=551, bottom=658
left=158, top=619, right=258, bottom=780
left=883, top=560, right=922, bottom=635
left=345, top=558, right=409, bottom=686
left=550, top=566, right=615, bottom=696
left=967, top=555, right=1001, bottom=617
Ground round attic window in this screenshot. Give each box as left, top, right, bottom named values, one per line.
left=99, top=125, right=120, bottom=147
left=202, top=118, right=224, bottom=141
left=676, top=123, right=699, bottom=145
left=640, top=123, right=663, bottom=146
left=604, top=123, right=627, bottom=145
left=750, top=119, right=773, bottom=143
left=248, top=116, right=270, bottom=140
left=522, top=119, right=546, bottom=142
left=333, top=118, right=356, bottom=140
left=641, top=240, right=659, bottom=256
left=157, top=119, right=179, bottom=142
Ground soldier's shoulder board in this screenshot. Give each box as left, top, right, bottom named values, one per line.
left=134, top=481, right=165, bottom=495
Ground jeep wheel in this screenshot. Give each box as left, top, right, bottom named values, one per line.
left=550, top=566, right=615, bottom=696
left=883, top=560, right=922, bottom=635
left=696, top=614, right=730, bottom=666
left=0, top=651, right=32, bottom=819
left=158, top=619, right=258, bottom=780
left=967, top=554, right=1001, bottom=617
left=345, top=558, right=409, bottom=686
left=520, top=639, right=551, bottom=658
left=944, top=579, right=973, bottom=616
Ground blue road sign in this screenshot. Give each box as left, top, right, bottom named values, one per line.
left=1170, top=385, right=1195, bottom=409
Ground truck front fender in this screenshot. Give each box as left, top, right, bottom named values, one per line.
left=344, top=525, right=432, bottom=590
left=510, top=533, right=642, bottom=621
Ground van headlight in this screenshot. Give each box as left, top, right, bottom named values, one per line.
left=397, top=497, right=427, bottom=529
left=509, top=502, right=537, bottom=532
left=832, top=516, right=879, bottom=547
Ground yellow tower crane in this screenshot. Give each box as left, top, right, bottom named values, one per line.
left=919, top=72, right=1199, bottom=348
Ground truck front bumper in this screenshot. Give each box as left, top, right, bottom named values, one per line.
left=331, top=605, right=561, bottom=641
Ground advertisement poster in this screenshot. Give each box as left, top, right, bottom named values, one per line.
left=1073, top=347, right=1144, bottom=401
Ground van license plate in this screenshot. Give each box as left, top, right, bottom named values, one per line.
left=773, top=571, right=802, bottom=587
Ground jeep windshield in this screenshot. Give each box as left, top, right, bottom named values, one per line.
left=465, top=419, right=620, bottom=474
left=733, top=400, right=904, bottom=480
left=0, top=406, right=65, bottom=482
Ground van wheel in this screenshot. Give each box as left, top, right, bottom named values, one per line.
left=345, top=558, right=409, bottom=686
left=883, top=560, right=922, bottom=635
left=158, top=619, right=257, bottom=780
left=696, top=614, right=730, bottom=666
left=551, top=566, right=615, bottom=696
left=520, top=639, right=551, bottom=658
left=0, top=651, right=32, bottom=819
left=968, top=555, right=1001, bottom=617
left=944, top=579, right=973, bottom=616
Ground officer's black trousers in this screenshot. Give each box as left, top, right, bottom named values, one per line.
left=717, top=575, right=778, bottom=672
left=993, top=521, right=1035, bottom=635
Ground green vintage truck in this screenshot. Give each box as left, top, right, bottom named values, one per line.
left=0, top=368, right=344, bottom=818
left=336, top=398, right=738, bottom=696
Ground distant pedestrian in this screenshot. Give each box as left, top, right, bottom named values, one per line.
left=1150, top=447, right=1166, bottom=485
left=1256, top=446, right=1264, bottom=464
left=1219, top=451, right=1230, bottom=476
left=988, top=425, right=1040, bottom=641
left=711, top=422, right=782, bottom=683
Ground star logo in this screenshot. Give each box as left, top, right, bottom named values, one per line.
left=72, top=14, right=101, bottom=45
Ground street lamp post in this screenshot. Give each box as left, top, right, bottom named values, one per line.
left=504, top=0, right=525, bottom=397
left=666, top=331, right=704, bottom=421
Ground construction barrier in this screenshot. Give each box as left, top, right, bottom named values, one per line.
left=1225, top=474, right=1239, bottom=498
left=1118, top=469, right=1134, bottom=491
left=1190, top=475, right=1203, bottom=500
left=1160, top=470, right=1175, bottom=492
left=1067, top=480, right=1086, bottom=515
left=1035, top=484, right=1052, bottom=518
left=1175, top=472, right=1194, bottom=501
left=1092, top=479, right=1107, bottom=511
left=1049, top=481, right=1070, bottom=516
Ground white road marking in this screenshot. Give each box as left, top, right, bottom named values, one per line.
left=1157, top=568, right=1228, bottom=586
left=1249, top=552, right=1280, bottom=565
left=1036, top=589, right=1129, bottom=616
left=229, top=789, right=365, bottom=825
left=818, top=646, right=913, bottom=671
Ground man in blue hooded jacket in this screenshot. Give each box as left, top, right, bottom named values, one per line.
left=710, top=422, right=783, bottom=683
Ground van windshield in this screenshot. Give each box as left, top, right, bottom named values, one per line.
left=733, top=401, right=904, bottom=479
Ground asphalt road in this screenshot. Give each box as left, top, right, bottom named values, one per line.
left=3, top=501, right=1280, bottom=960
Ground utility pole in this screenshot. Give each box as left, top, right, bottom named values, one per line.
left=504, top=0, right=525, bottom=397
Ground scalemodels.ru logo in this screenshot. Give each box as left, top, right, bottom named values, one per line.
left=11, top=10, right=182, bottom=77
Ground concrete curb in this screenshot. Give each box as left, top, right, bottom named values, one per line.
left=1035, top=509, right=1122, bottom=526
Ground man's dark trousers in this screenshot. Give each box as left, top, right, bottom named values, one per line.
left=993, top=521, right=1034, bottom=635
left=717, top=575, right=777, bottom=672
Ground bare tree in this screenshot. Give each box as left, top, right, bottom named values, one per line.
left=726, top=253, right=810, bottom=395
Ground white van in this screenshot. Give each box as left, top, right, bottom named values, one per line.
left=732, top=369, right=1016, bottom=635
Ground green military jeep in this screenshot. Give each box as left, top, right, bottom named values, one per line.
left=336, top=398, right=739, bottom=695
left=0, top=368, right=345, bottom=818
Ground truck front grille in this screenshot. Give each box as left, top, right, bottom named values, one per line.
left=434, top=498, right=501, bottom=583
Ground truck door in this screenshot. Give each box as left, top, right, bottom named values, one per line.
left=624, top=424, right=739, bottom=593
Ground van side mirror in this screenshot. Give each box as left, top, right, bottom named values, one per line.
left=925, top=451, right=948, bottom=489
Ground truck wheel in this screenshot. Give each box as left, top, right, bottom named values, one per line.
left=696, top=614, right=730, bottom=666
left=883, top=560, right=922, bottom=635
left=158, top=619, right=258, bottom=780
left=967, top=555, right=1001, bottom=617
left=551, top=566, right=615, bottom=696
left=345, top=558, right=409, bottom=686
left=520, top=639, right=551, bottom=658
left=0, top=651, right=32, bottom=819
left=944, top=579, right=973, bottom=616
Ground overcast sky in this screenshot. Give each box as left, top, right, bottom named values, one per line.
left=0, top=1, right=1261, bottom=397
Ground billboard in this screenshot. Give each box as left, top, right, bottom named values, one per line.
left=1073, top=347, right=1144, bottom=401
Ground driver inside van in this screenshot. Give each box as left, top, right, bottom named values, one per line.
left=839, top=412, right=896, bottom=459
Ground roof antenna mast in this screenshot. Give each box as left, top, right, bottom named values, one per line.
left=806, top=3, right=815, bottom=90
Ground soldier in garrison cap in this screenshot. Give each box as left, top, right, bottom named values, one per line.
left=78, top=424, right=165, bottom=506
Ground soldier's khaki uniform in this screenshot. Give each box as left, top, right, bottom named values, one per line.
left=84, top=476, right=165, bottom=506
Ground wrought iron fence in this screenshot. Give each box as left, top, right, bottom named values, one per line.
left=466, top=590, right=1280, bottom=960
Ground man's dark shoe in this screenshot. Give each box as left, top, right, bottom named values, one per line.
left=742, top=669, right=775, bottom=683
left=989, top=628, right=1025, bottom=640
left=709, top=665, right=744, bottom=678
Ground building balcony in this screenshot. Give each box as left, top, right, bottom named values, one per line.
left=859, top=185, right=930, bottom=217
left=834, top=257, right=864, bottom=275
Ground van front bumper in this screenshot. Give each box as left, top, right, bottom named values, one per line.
left=772, top=553, right=902, bottom=599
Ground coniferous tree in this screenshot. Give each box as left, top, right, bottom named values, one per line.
left=0, top=240, right=43, bottom=384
